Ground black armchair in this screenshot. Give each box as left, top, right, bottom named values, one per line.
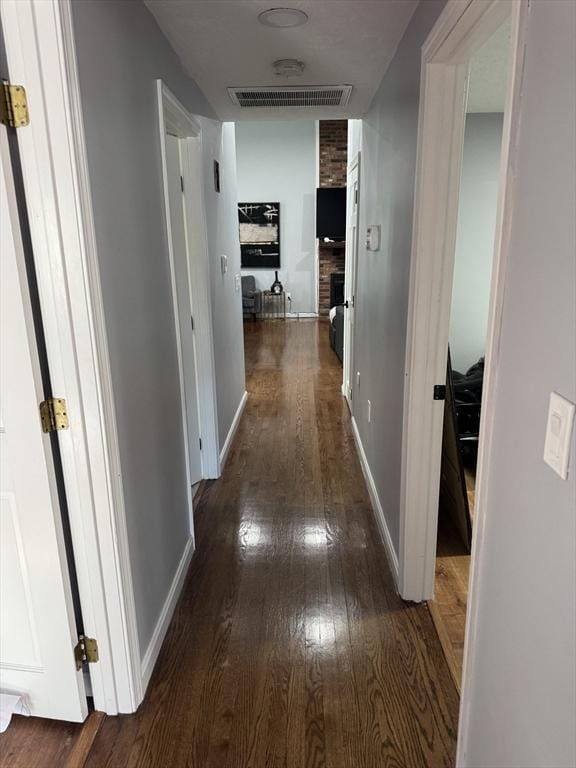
left=242, top=275, right=262, bottom=320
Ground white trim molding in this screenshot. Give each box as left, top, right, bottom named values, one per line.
left=351, top=418, right=399, bottom=582
left=219, top=391, right=248, bottom=470
left=140, top=536, right=194, bottom=692
left=399, top=0, right=524, bottom=603
left=157, top=81, right=220, bottom=483
left=1, top=0, right=142, bottom=713
left=395, top=0, right=529, bottom=762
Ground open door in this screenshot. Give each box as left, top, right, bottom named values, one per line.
left=0, top=134, right=88, bottom=721
left=438, top=352, right=473, bottom=551
left=343, top=155, right=360, bottom=408
left=164, top=134, right=203, bottom=487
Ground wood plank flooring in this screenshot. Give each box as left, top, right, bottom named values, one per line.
left=0, top=711, right=103, bottom=768
left=2, top=319, right=460, bottom=767
left=430, top=478, right=474, bottom=691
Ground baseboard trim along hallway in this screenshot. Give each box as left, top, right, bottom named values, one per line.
left=140, top=536, right=195, bottom=692
left=351, top=415, right=400, bottom=584
left=219, top=390, right=248, bottom=470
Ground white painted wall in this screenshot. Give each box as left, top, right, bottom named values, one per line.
left=460, top=2, right=576, bottom=766
left=351, top=0, right=447, bottom=552
left=70, top=0, right=233, bottom=657
left=200, top=119, right=247, bottom=449
left=450, top=113, right=503, bottom=373
left=235, top=121, right=317, bottom=315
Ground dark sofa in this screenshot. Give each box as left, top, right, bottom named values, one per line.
left=330, top=305, right=344, bottom=363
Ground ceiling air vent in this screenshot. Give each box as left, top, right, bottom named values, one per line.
left=228, top=85, right=352, bottom=109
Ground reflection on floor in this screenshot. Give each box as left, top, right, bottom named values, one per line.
left=430, top=469, right=475, bottom=691
left=1, top=320, right=460, bottom=767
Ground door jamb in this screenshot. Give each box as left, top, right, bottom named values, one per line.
left=399, top=0, right=525, bottom=600
left=342, top=152, right=360, bottom=402
left=399, top=0, right=529, bottom=758
left=1, top=0, right=142, bottom=713
left=156, top=82, right=220, bottom=484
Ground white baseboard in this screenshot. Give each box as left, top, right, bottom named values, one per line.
left=257, top=312, right=318, bottom=319
left=219, top=390, right=248, bottom=470
left=351, top=416, right=400, bottom=584
left=140, top=536, right=194, bottom=693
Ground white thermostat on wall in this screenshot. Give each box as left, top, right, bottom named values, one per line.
left=366, top=225, right=381, bottom=252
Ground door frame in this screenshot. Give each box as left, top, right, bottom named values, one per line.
left=342, top=151, right=360, bottom=404
left=157, top=82, right=220, bottom=487
left=1, top=0, right=142, bottom=713
left=399, top=0, right=526, bottom=601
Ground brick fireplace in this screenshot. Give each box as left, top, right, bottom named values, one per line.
left=318, top=120, right=348, bottom=315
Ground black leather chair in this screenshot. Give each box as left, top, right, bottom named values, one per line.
left=242, top=275, right=262, bottom=320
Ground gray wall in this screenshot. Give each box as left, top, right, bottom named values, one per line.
left=450, top=113, right=503, bottom=373
left=71, top=0, right=217, bottom=654
left=235, top=121, right=317, bottom=315
left=460, top=2, right=576, bottom=765
left=351, top=0, right=446, bottom=551
left=200, top=119, right=246, bottom=448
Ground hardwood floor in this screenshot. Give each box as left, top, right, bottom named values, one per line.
left=430, top=490, right=473, bottom=692
left=2, top=319, right=460, bottom=767
left=0, top=711, right=103, bottom=768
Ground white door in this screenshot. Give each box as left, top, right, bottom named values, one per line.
left=0, top=137, right=88, bottom=721
left=165, top=134, right=203, bottom=485
left=343, top=158, right=360, bottom=409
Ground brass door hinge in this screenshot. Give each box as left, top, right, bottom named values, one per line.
left=0, top=82, right=29, bottom=128
left=39, top=398, right=69, bottom=433
left=74, top=635, right=99, bottom=671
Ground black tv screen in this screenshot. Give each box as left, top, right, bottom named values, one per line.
left=316, top=187, right=346, bottom=240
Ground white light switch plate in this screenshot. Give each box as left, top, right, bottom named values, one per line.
left=543, top=391, right=575, bottom=479
left=220, top=254, right=228, bottom=275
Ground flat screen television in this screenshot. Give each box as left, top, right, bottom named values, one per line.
left=239, top=202, right=280, bottom=268
left=316, top=187, right=346, bottom=240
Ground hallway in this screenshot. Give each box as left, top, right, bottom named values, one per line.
left=85, top=320, right=458, bottom=766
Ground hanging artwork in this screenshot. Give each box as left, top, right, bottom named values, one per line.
left=238, top=202, right=280, bottom=268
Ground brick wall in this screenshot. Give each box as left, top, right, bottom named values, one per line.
left=318, top=120, right=347, bottom=315
left=318, top=246, right=346, bottom=312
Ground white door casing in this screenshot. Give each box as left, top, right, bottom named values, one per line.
left=0, top=134, right=88, bottom=721
left=399, top=0, right=520, bottom=603
left=157, top=81, right=220, bottom=483
left=343, top=155, right=360, bottom=406
left=165, top=134, right=203, bottom=488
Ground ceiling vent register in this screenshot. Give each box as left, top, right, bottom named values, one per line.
left=228, top=85, right=352, bottom=108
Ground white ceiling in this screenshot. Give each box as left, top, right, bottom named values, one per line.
left=145, top=0, right=419, bottom=121
left=467, top=20, right=511, bottom=113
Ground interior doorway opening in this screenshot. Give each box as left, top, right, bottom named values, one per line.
left=429, top=19, right=512, bottom=691
left=157, top=81, right=220, bottom=492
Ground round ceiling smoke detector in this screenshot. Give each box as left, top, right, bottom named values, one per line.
left=273, top=59, right=305, bottom=77
left=258, top=8, right=309, bottom=28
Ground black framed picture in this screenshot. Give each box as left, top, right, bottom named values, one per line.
left=238, top=202, right=280, bottom=269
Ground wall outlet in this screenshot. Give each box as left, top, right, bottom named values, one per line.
left=367, top=399, right=372, bottom=423
left=235, top=274, right=241, bottom=292
left=366, top=225, right=381, bottom=252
